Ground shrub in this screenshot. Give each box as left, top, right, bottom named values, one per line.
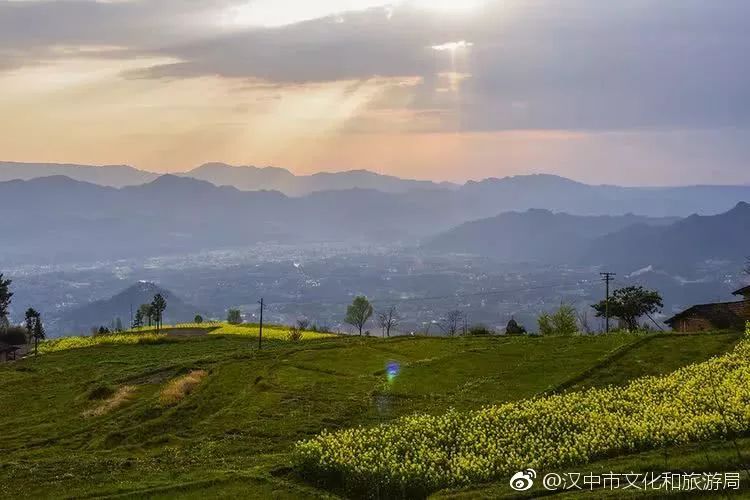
left=287, top=326, right=303, bottom=342
left=194, top=315, right=203, bottom=324
left=538, top=304, right=578, bottom=336
left=467, top=324, right=493, bottom=336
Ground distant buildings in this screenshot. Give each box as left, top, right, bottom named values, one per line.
left=666, top=286, right=750, bottom=332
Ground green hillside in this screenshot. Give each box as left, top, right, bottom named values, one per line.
left=0, top=330, right=743, bottom=498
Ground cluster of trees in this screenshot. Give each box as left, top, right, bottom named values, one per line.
left=344, top=296, right=401, bottom=337
left=132, top=294, right=168, bottom=332
left=0, top=273, right=45, bottom=353
left=341, top=285, right=666, bottom=338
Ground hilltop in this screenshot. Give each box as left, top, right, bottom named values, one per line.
left=53, top=282, right=200, bottom=336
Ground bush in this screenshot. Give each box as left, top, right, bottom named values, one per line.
left=194, top=315, right=203, bottom=324
left=0, top=326, right=27, bottom=345
left=467, top=324, right=493, bottom=336
left=287, top=326, right=303, bottom=342
left=538, top=304, right=578, bottom=336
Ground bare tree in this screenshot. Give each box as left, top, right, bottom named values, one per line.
left=377, top=306, right=400, bottom=337
left=439, top=310, right=464, bottom=337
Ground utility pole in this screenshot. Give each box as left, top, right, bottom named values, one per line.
left=600, top=272, right=616, bottom=333
left=258, top=298, right=264, bottom=350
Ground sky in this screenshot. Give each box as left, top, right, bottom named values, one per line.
left=1, top=0, right=749, bottom=185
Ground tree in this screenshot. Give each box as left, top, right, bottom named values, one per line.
left=592, top=286, right=663, bottom=332
left=114, top=317, right=123, bottom=332
left=345, top=296, right=373, bottom=336
left=151, top=294, right=167, bottom=332
left=377, top=306, right=400, bottom=337
left=505, top=317, right=527, bottom=335
left=139, top=303, right=154, bottom=327
left=438, top=310, right=464, bottom=337
left=133, top=308, right=144, bottom=329
left=296, top=318, right=310, bottom=331
left=0, top=273, right=12, bottom=327
left=24, top=308, right=43, bottom=355
left=194, top=314, right=204, bottom=324
left=227, top=309, right=242, bottom=325
left=538, top=304, right=578, bottom=336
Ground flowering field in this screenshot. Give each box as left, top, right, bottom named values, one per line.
left=294, top=325, right=750, bottom=497
left=39, top=333, right=171, bottom=353
left=127, top=322, right=335, bottom=341
left=209, top=323, right=334, bottom=340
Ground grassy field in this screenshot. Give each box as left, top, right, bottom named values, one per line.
left=0, top=331, right=743, bottom=498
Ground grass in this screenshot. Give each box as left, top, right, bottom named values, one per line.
left=0, top=330, right=743, bottom=498
left=83, top=385, right=137, bottom=418
left=160, top=370, right=208, bottom=406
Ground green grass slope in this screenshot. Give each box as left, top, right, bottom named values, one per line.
left=0, top=332, right=740, bottom=499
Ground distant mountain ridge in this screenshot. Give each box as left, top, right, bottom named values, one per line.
left=424, top=209, right=678, bottom=262
left=1, top=174, right=749, bottom=266
left=3, top=163, right=750, bottom=217
left=0, top=161, right=454, bottom=195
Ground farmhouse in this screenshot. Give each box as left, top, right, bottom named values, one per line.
left=666, top=286, right=750, bottom=332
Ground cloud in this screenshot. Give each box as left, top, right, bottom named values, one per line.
left=2, top=0, right=750, bottom=134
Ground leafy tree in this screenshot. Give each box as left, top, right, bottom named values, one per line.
left=151, top=294, right=167, bottom=332
left=24, top=308, right=43, bottom=355
left=139, top=303, right=154, bottom=327
left=133, top=308, right=144, bottom=329
left=538, top=304, right=578, bottom=336
left=227, top=309, right=242, bottom=325
left=194, top=314, right=204, bottom=324
left=438, top=310, right=464, bottom=337
left=345, top=296, right=373, bottom=336
left=592, top=286, right=663, bottom=332
left=505, top=317, right=527, bottom=335
left=0, top=273, right=12, bottom=326
left=377, top=305, right=399, bottom=337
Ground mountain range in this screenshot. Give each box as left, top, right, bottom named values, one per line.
left=3, top=162, right=750, bottom=217
left=0, top=161, right=453, bottom=196
left=425, top=203, right=750, bottom=272
left=1, top=170, right=749, bottom=269
left=425, top=210, right=678, bottom=263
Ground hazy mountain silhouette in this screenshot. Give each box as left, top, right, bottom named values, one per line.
left=0, top=162, right=158, bottom=187
left=184, top=163, right=454, bottom=196
left=2, top=174, right=749, bottom=266
left=585, top=201, right=750, bottom=271
left=53, top=281, right=199, bottom=336
left=425, top=209, right=677, bottom=262
left=459, top=174, right=750, bottom=217
left=0, top=161, right=453, bottom=195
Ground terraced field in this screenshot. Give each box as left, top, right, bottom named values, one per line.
left=0, top=331, right=743, bottom=498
